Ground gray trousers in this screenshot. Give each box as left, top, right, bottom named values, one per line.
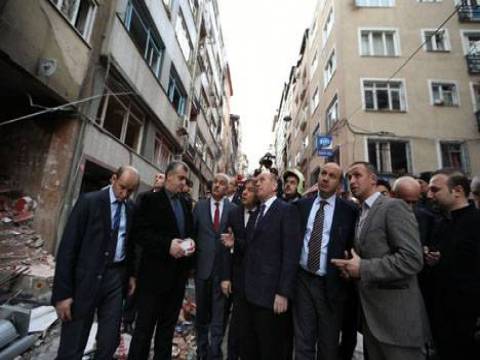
left=195, top=274, right=226, bottom=359
left=293, top=269, right=343, bottom=360
left=363, top=322, right=425, bottom=360
left=56, top=266, right=126, bottom=360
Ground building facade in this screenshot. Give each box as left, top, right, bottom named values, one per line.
left=0, top=0, right=239, bottom=252
left=274, top=0, right=480, bottom=186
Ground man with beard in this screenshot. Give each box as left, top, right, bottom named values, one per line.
left=428, top=169, right=480, bottom=359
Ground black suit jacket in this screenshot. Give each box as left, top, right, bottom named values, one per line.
left=221, top=205, right=257, bottom=295
left=132, top=188, right=194, bottom=293
left=296, top=196, right=358, bottom=304
left=52, top=188, right=135, bottom=318
left=243, top=198, right=302, bottom=309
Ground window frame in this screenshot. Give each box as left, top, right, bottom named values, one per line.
left=356, top=0, right=395, bottom=7
left=98, top=86, right=145, bottom=152
left=366, top=138, right=412, bottom=175
left=361, top=78, right=408, bottom=112
left=438, top=141, right=468, bottom=172
left=49, top=0, right=97, bottom=42
left=428, top=80, right=460, bottom=107
left=322, top=7, right=334, bottom=48
left=324, top=48, right=337, bottom=88
left=359, top=27, right=400, bottom=57
left=422, top=28, right=451, bottom=52
left=460, top=29, right=480, bottom=55
left=326, top=95, right=339, bottom=132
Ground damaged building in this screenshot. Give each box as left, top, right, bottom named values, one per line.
left=0, top=0, right=241, bottom=255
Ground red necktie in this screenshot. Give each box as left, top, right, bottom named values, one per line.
left=213, top=202, right=220, bottom=232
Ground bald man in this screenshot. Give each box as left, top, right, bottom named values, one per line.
left=392, top=176, right=437, bottom=333
left=294, top=163, right=358, bottom=360
left=53, top=166, right=139, bottom=359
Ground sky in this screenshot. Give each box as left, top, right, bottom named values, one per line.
left=218, top=0, right=318, bottom=172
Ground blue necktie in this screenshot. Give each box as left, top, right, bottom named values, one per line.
left=112, top=200, right=122, bottom=233
left=172, top=196, right=185, bottom=238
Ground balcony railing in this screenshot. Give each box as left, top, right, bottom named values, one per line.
left=466, top=54, right=480, bottom=74
left=458, top=5, right=480, bottom=22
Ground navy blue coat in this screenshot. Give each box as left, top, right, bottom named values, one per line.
left=52, top=188, right=135, bottom=318
left=243, top=198, right=302, bottom=309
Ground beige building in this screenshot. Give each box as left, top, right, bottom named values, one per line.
left=273, top=0, right=480, bottom=186
left=0, top=0, right=239, bottom=251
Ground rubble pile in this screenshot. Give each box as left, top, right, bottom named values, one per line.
left=0, top=189, right=55, bottom=302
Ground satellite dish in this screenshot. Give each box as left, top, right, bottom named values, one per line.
left=37, top=58, right=57, bottom=77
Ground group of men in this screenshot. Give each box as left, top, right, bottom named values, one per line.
left=51, top=159, right=479, bottom=360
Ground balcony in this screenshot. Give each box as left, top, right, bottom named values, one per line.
left=466, top=54, right=480, bottom=74
left=458, top=5, right=480, bottom=22
left=475, top=110, right=480, bottom=132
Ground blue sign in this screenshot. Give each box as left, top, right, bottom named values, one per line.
left=316, top=135, right=333, bottom=157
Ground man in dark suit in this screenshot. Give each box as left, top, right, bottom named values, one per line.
left=123, top=171, right=165, bottom=333
left=428, top=169, right=480, bottom=359
left=238, top=172, right=302, bottom=359
left=294, top=163, right=357, bottom=360
left=332, top=162, right=429, bottom=360
left=221, top=178, right=258, bottom=360
left=193, top=173, right=236, bottom=359
left=128, top=161, right=195, bottom=360
left=52, top=166, right=139, bottom=360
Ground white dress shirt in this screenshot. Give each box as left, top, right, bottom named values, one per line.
left=109, top=186, right=127, bottom=262
left=300, top=193, right=336, bottom=276
left=244, top=207, right=257, bottom=227
left=210, top=197, right=225, bottom=222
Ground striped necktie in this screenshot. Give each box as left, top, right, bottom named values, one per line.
left=307, top=200, right=328, bottom=273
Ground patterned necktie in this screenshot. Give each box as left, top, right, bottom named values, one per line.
left=307, top=200, right=328, bottom=273
left=213, top=202, right=220, bottom=232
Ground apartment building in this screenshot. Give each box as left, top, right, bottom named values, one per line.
left=273, top=0, right=480, bottom=186
left=0, top=0, right=239, bottom=251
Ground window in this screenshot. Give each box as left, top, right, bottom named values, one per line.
left=97, top=84, right=144, bottom=152
left=195, top=134, right=205, bottom=155
left=168, top=68, right=187, bottom=116
left=356, top=0, right=395, bottom=6
left=363, top=80, right=406, bottom=111
left=311, top=50, right=319, bottom=75
left=322, top=8, right=334, bottom=46
left=154, top=134, right=174, bottom=170
left=50, top=0, right=96, bottom=40
left=324, top=50, right=336, bottom=87
left=124, top=1, right=164, bottom=78
left=312, top=87, right=320, bottom=112
left=423, top=29, right=450, bottom=52
left=368, top=140, right=410, bottom=175
left=430, top=81, right=459, bottom=106
left=162, top=0, right=171, bottom=9
left=175, top=11, right=194, bottom=63
left=462, top=31, right=480, bottom=54
left=326, top=95, right=339, bottom=131
left=470, top=82, right=480, bottom=111
left=440, top=142, right=466, bottom=170
left=360, top=29, right=398, bottom=56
